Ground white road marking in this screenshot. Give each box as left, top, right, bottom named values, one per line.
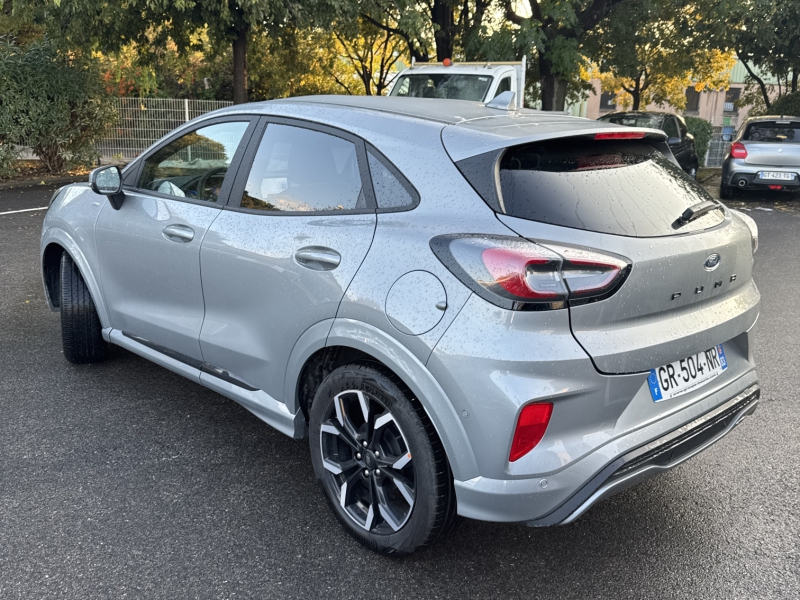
left=0, top=206, right=48, bottom=215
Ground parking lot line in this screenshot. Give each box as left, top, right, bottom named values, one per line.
left=0, top=206, right=47, bottom=215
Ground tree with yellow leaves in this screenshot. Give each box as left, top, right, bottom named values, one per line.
left=586, top=0, right=736, bottom=110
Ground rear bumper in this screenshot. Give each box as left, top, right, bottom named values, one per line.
left=527, top=383, right=759, bottom=526
left=722, top=161, right=800, bottom=190
left=452, top=372, right=760, bottom=523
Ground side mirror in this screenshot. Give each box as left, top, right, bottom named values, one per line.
left=667, top=137, right=681, bottom=145
left=89, top=165, right=124, bottom=210
left=722, top=134, right=732, bottom=142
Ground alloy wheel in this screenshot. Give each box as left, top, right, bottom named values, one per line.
left=319, top=389, right=415, bottom=533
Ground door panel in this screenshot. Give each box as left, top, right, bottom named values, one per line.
left=95, top=194, right=220, bottom=359
left=94, top=118, right=254, bottom=360
left=198, top=120, right=378, bottom=402
left=198, top=212, right=376, bottom=399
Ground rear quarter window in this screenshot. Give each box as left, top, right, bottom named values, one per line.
left=494, top=139, right=724, bottom=237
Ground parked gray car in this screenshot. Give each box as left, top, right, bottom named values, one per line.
left=721, top=115, right=800, bottom=198
left=42, top=95, right=761, bottom=555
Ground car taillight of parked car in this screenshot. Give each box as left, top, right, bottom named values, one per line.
left=730, top=142, right=748, bottom=159
left=430, top=235, right=631, bottom=311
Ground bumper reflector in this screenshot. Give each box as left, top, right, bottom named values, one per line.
left=510, top=402, right=553, bottom=462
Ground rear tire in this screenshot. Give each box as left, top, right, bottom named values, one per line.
left=720, top=182, right=734, bottom=200
left=60, top=253, right=108, bottom=364
left=309, top=364, right=456, bottom=556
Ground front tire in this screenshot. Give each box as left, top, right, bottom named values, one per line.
left=60, top=253, right=108, bottom=364
left=309, top=364, right=456, bottom=556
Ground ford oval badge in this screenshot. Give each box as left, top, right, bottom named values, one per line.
left=704, top=253, right=721, bottom=271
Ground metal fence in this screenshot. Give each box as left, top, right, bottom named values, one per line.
left=705, top=126, right=731, bottom=168
left=97, top=97, right=233, bottom=161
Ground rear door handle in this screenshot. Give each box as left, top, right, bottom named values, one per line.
left=162, top=224, right=195, bottom=243
left=294, top=246, right=341, bottom=271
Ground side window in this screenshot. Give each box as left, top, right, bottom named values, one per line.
left=494, top=77, right=512, bottom=98
left=663, top=117, right=680, bottom=139
left=240, top=124, right=366, bottom=212
left=677, top=118, right=688, bottom=138
left=137, top=121, right=249, bottom=201
left=367, top=150, right=417, bottom=210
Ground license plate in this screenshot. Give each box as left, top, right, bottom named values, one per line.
left=758, top=171, right=796, bottom=180
left=648, top=345, right=727, bottom=402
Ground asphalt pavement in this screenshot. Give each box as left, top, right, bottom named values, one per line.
left=1, top=184, right=798, bottom=599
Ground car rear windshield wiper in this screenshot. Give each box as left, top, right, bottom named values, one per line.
left=673, top=200, right=724, bottom=229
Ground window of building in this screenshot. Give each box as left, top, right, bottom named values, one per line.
left=685, top=88, right=700, bottom=112
left=599, top=91, right=616, bottom=111
left=725, top=88, right=741, bottom=112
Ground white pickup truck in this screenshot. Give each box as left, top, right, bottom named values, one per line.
left=387, top=57, right=527, bottom=109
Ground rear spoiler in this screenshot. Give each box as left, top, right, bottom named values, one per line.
left=442, top=124, right=668, bottom=162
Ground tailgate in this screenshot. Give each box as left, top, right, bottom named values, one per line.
left=500, top=213, right=759, bottom=373
left=448, top=130, right=760, bottom=376
left=742, top=141, right=800, bottom=167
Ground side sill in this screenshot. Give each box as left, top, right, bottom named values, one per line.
left=107, top=329, right=304, bottom=438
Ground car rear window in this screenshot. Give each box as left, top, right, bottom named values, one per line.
left=744, top=121, right=800, bottom=143
left=495, top=139, right=724, bottom=237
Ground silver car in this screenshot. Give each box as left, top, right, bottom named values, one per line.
left=42, top=96, right=761, bottom=555
left=721, top=115, right=800, bottom=198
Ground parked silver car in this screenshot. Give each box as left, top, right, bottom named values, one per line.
left=721, top=115, right=800, bottom=198
left=42, top=96, right=761, bottom=555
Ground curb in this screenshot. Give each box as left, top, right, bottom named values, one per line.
left=0, top=174, right=87, bottom=190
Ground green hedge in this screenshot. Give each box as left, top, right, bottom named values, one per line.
left=684, top=116, right=713, bottom=164
left=0, top=37, right=115, bottom=174
left=766, top=91, right=800, bottom=117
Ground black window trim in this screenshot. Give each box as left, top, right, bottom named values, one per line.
left=225, top=116, right=378, bottom=217
left=122, top=114, right=260, bottom=209
left=365, top=142, right=420, bottom=213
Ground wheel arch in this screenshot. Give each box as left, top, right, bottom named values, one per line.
left=40, top=229, right=110, bottom=328
left=286, top=318, right=480, bottom=481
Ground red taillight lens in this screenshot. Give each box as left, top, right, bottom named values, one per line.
left=509, top=402, right=553, bottom=462
left=595, top=131, right=647, bottom=140
left=430, top=235, right=630, bottom=311
left=730, top=142, right=748, bottom=159
left=481, top=247, right=563, bottom=300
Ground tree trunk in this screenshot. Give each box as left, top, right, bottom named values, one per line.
left=432, top=0, right=454, bottom=61
left=631, top=79, right=641, bottom=110
left=539, top=58, right=567, bottom=111
left=792, top=68, right=798, bottom=93
left=232, top=24, right=249, bottom=104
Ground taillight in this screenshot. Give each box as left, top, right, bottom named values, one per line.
left=541, top=243, right=630, bottom=304
left=509, top=402, right=553, bottom=462
left=430, top=235, right=630, bottom=310
left=730, top=142, right=748, bottom=159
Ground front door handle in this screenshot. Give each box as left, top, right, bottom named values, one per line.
left=162, top=224, right=195, bottom=243
left=294, top=246, right=341, bottom=271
